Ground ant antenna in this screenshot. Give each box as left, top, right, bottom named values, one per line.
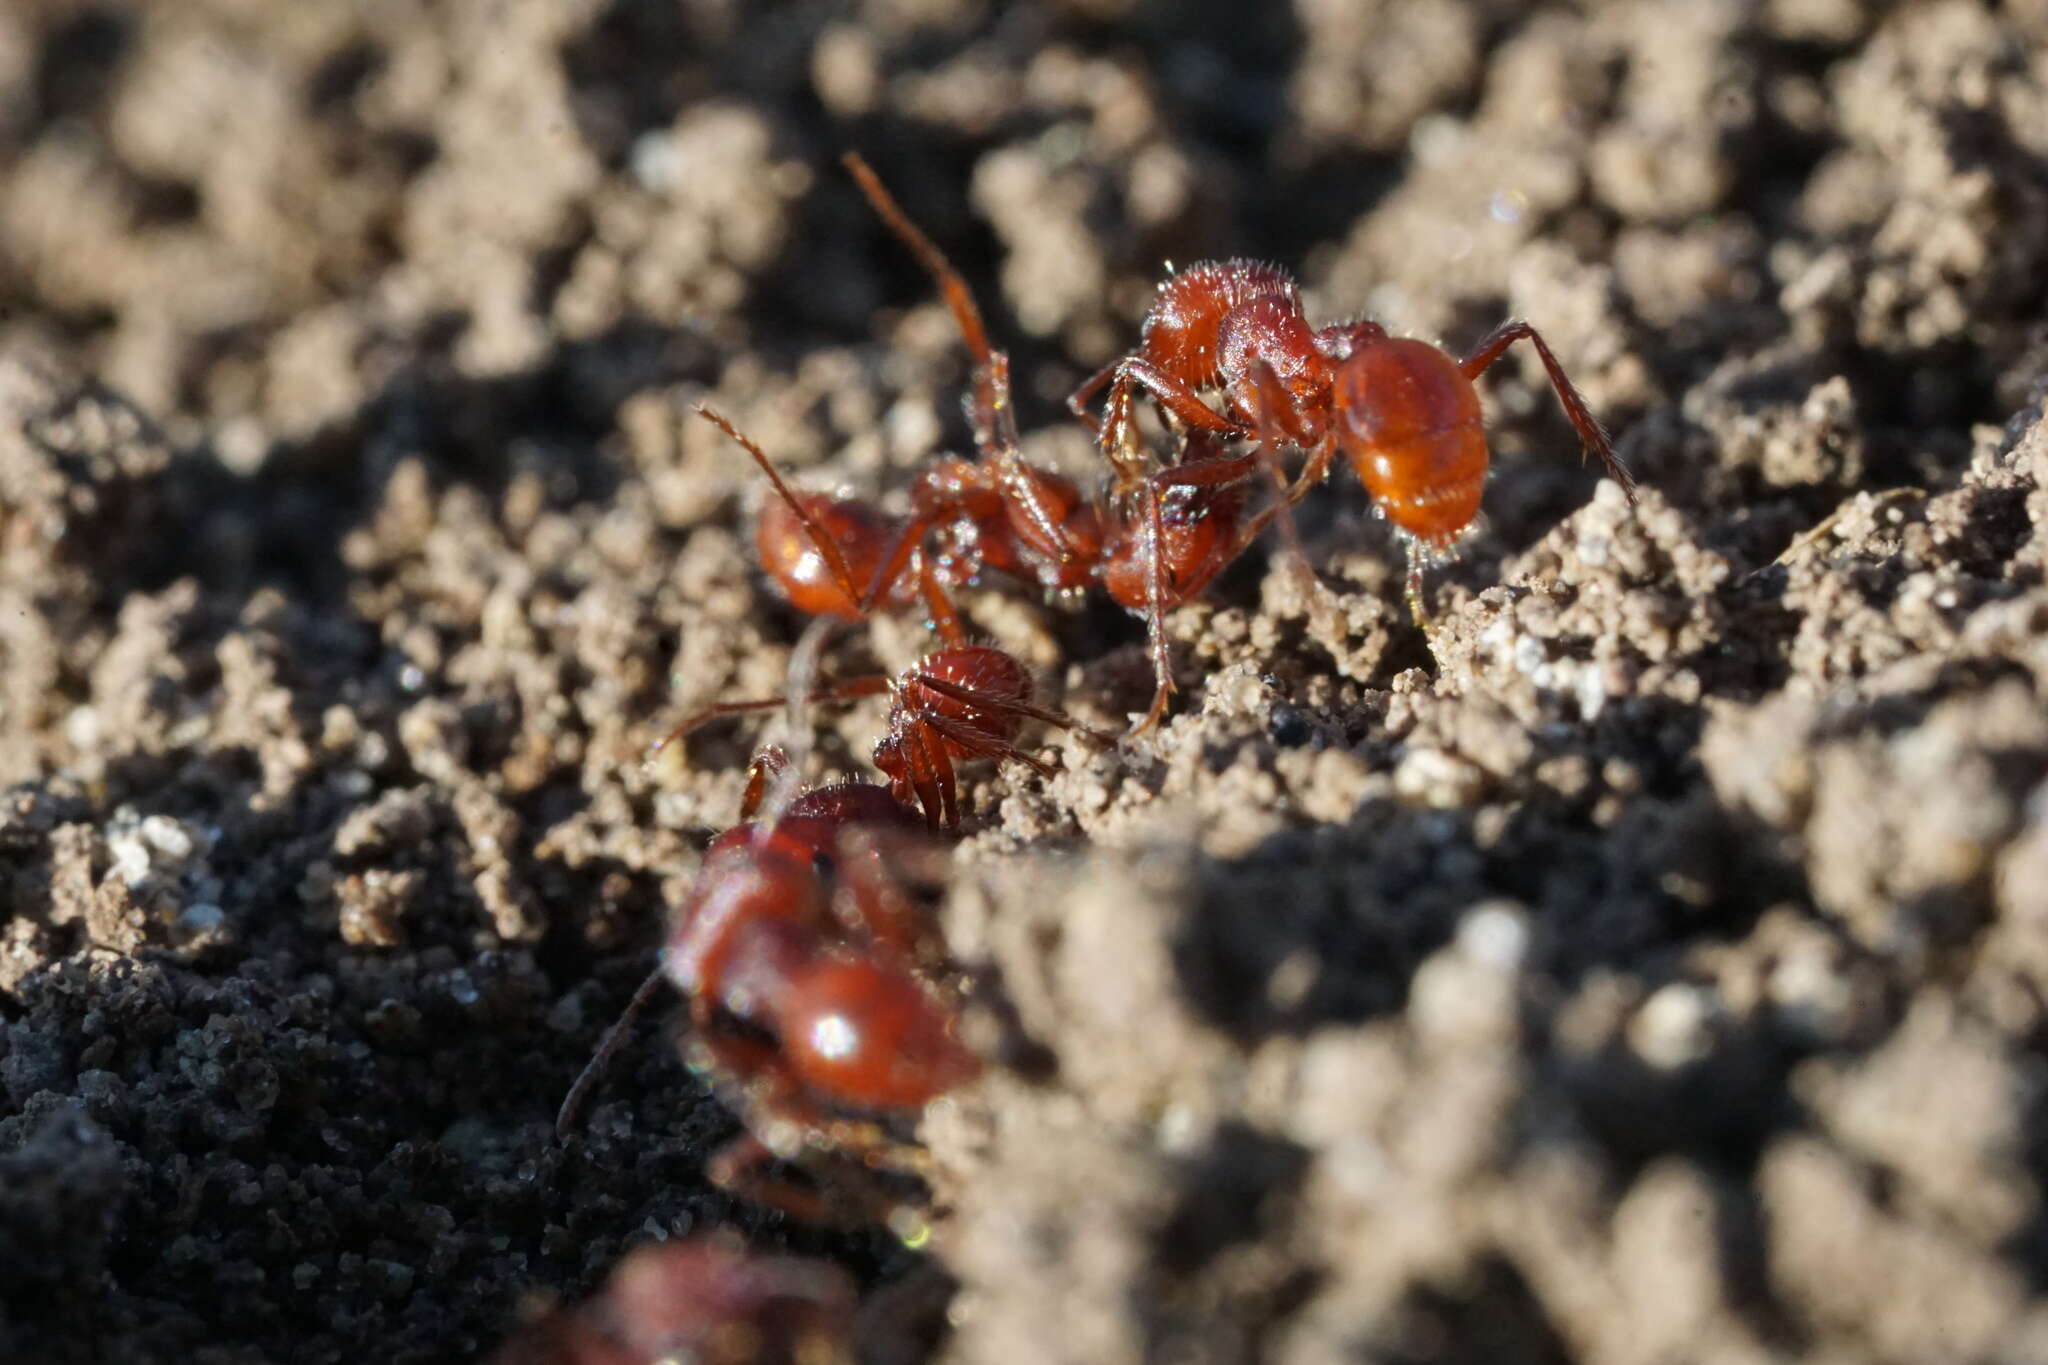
left=554, top=964, right=668, bottom=1143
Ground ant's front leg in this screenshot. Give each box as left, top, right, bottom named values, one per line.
left=1100, top=357, right=1250, bottom=481
left=1121, top=452, right=1264, bottom=740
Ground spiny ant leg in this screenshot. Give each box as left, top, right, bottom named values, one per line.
left=704, top=1134, right=854, bottom=1226
left=908, top=671, right=1117, bottom=749
left=1066, top=360, right=1116, bottom=435
left=649, top=676, right=894, bottom=763
left=1130, top=480, right=1176, bottom=741
left=1236, top=359, right=1328, bottom=596
left=915, top=710, right=1058, bottom=779
left=983, top=350, right=1088, bottom=567
left=1100, top=356, right=1251, bottom=482
left=842, top=152, right=998, bottom=437
left=894, top=723, right=947, bottom=830
left=919, top=723, right=961, bottom=831
left=911, top=551, right=968, bottom=646
left=1459, top=321, right=1635, bottom=501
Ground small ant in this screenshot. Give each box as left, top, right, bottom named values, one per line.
left=669, top=409, right=1116, bottom=831
left=727, top=155, right=1307, bottom=735
left=1069, top=259, right=1638, bottom=624
left=557, top=746, right=976, bottom=1229
left=491, top=1234, right=856, bottom=1365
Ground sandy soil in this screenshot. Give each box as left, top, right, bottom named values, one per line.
left=3, top=1, right=2048, bottom=1361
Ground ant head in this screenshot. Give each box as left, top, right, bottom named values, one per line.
left=780, top=957, right=979, bottom=1108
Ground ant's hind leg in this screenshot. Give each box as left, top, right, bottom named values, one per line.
left=1458, top=321, right=1635, bottom=501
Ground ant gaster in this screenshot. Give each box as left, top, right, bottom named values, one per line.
left=557, top=747, right=975, bottom=1229
left=735, top=155, right=1304, bottom=736
left=1069, top=258, right=1638, bottom=624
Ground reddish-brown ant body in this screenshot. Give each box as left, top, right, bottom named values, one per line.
left=492, top=1235, right=856, bottom=1365
left=558, top=746, right=976, bottom=1227
left=1070, top=258, right=1637, bottom=622
left=729, top=156, right=1302, bottom=735
left=675, top=408, right=1114, bottom=830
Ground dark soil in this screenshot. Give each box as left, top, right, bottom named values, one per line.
left=4, top=2, right=2048, bottom=1362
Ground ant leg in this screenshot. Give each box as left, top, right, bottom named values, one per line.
left=705, top=1134, right=858, bottom=1226
left=1067, top=361, right=1116, bottom=435
left=1133, top=480, right=1175, bottom=740
left=554, top=963, right=668, bottom=1143
left=1101, top=357, right=1250, bottom=472
left=1459, top=321, right=1635, bottom=501
left=894, top=723, right=948, bottom=830
left=910, top=550, right=968, bottom=647
left=696, top=405, right=870, bottom=604
left=843, top=152, right=1002, bottom=445
left=1404, top=546, right=1435, bottom=634
left=858, top=511, right=942, bottom=616
left=649, top=676, right=894, bottom=763
left=984, top=350, right=1089, bottom=568
left=707, top=1133, right=933, bottom=1230
left=916, top=711, right=1058, bottom=779
left=1238, top=359, right=1324, bottom=590
left=918, top=724, right=962, bottom=831
left=908, top=671, right=1118, bottom=749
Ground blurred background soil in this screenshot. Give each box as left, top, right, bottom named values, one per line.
left=3, top=1, right=2048, bottom=1361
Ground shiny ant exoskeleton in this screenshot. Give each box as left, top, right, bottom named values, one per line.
left=1069, top=258, right=1638, bottom=624
left=669, top=405, right=1115, bottom=830
left=491, top=1234, right=857, bottom=1365
left=557, top=746, right=976, bottom=1229
left=723, top=156, right=1305, bottom=736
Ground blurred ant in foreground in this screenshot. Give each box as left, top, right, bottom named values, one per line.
left=492, top=1234, right=856, bottom=1365
left=664, top=409, right=1116, bottom=830
left=557, top=739, right=976, bottom=1230
left=1069, top=260, right=1637, bottom=625
left=731, top=154, right=1307, bottom=736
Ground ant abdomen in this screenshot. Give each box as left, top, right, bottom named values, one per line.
left=779, top=956, right=979, bottom=1107
left=1334, top=338, right=1488, bottom=547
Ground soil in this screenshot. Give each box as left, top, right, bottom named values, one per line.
left=3, top=1, right=2048, bottom=1362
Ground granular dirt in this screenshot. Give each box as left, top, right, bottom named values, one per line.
left=4, top=2, right=2048, bottom=1362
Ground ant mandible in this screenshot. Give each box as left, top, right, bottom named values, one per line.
left=1069, top=258, right=1638, bottom=624
left=557, top=745, right=976, bottom=1230
left=669, top=406, right=1115, bottom=830
left=491, top=1234, right=857, bottom=1365
left=733, top=155, right=1310, bottom=736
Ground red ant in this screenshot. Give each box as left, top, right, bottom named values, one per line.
left=728, top=155, right=1308, bottom=735
left=556, top=746, right=976, bottom=1229
left=491, top=1234, right=856, bottom=1365
left=666, top=409, right=1117, bottom=830
left=1069, top=259, right=1638, bottom=624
